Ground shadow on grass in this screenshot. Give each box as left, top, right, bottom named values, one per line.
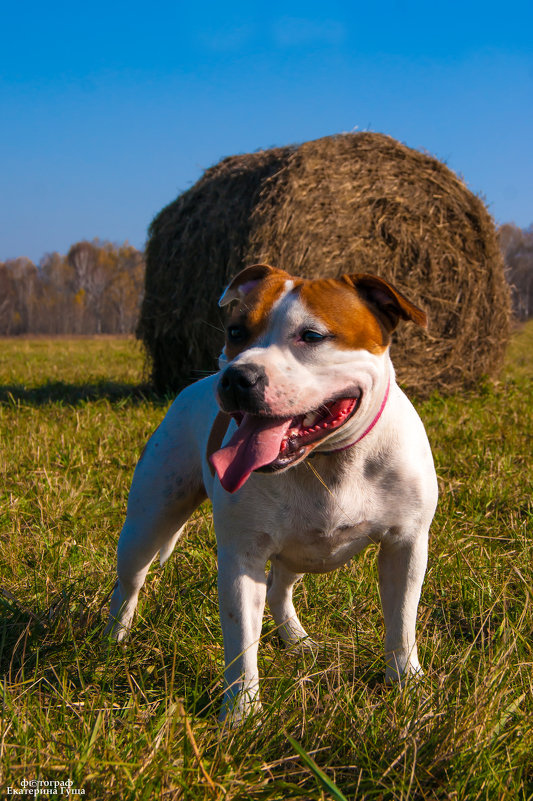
left=0, top=380, right=171, bottom=407
left=0, top=586, right=74, bottom=680
left=0, top=586, right=219, bottom=718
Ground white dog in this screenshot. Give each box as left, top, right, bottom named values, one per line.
left=107, top=264, right=438, bottom=722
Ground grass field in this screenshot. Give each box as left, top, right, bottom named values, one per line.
left=0, top=326, right=531, bottom=800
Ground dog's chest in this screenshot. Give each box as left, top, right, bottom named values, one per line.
left=269, top=469, right=384, bottom=573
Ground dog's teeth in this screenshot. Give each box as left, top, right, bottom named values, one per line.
left=303, top=412, right=322, bottom=427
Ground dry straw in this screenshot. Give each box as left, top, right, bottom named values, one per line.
left=139, top=132, right=510, bottom=397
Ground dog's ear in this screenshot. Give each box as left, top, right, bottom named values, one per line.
left=344, top=273, right=427, bottom=332
left=218, top=264, right=290, bottom=308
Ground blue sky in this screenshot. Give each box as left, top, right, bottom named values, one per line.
left=1, top=1, right=532, bottom=263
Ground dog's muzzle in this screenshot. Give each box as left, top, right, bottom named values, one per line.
left=218, top=363, right=269, bottom=414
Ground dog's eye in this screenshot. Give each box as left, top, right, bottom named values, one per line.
left=301, top=329, right=326, bottom=344
left=227, top=325, right=247, bottom=342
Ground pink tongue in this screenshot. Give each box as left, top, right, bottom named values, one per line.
left=210, top=414, right=292, bottom=493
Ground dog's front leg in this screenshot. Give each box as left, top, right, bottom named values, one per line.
left=378, top=529, right=429, bottom=683
left=217, top=546, right=267, bottom=724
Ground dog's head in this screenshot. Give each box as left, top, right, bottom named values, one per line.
left=211, top=264, right=426, bottom=492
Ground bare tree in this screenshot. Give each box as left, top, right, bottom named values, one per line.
left=0, top=240, right=145, bottom=335
left=500, top=223, right=533, bottom=320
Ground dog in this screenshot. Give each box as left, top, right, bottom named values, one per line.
left=106, top=264, right=438, bottom=723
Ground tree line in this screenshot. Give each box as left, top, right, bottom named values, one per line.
left=0, top=240, right=144, bottom=336
left=499, top=223, right=533, bottom=321
left=0, top=226, right=532, bottom=336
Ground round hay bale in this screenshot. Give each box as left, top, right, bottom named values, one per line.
left=139, top=132, right=510, bottom=397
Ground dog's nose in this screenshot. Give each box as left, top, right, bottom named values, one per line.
left=221, top=364, right=262, bottom=391
left=218, top=364, right=268, bottom=412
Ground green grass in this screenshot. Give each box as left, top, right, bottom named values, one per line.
left=0, top=328, right=531, bottom=800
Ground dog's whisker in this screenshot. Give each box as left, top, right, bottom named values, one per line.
left=200, top=320, right=225, bottom=334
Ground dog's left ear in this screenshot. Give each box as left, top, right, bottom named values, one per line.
left=345, top=273, right=427, bottom=332
left=219, top=264, right=290, bottom=308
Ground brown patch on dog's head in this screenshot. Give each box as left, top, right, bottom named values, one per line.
left=219, top=264, right=299, bottom=360
left=220, top=266, right=426, bottom=359
left=299, top=273, right=426, bottom=352
left=346, top=273, right=427, bottom=331
left=298, top=277, right=388, bottom=354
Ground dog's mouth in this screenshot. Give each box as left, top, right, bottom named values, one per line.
left=261, top=396, right=360, bottom=470
left=210, top=394, right=361, bottom=493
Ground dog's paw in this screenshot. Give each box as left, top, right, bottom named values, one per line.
left=104, top=614, right=132, bottom=643
left=275, top=617, right=318, bottom=653
left=285, top=635, right=319, bottom=655
left=385, top=662, right=424, bottom=686
left=106, top=581, right=138, bottom=642
left=218, top=696, right=263, bottom=728
left=103, top=621, right=122, bottom=642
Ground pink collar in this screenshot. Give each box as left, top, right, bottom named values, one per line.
left=313, top=376, right=391, bottom=456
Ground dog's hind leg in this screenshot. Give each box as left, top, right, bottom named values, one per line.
left=106, top=484, right=206, bottom=641
left=106, top=393, right=207, bottom=641
left=267, top=558, right=316, bottom=650
left=158, top=524, right=186, bottom=566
